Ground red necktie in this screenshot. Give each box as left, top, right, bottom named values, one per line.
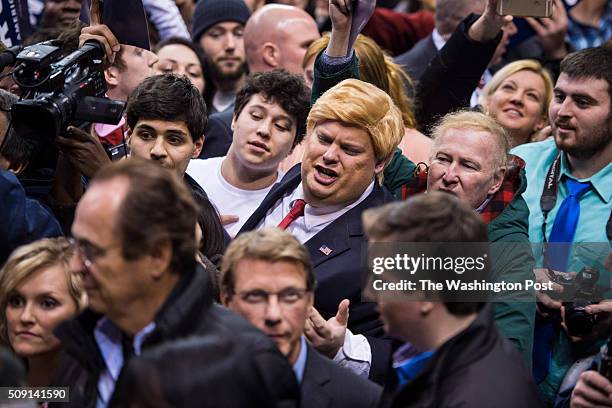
left=278, top=199, right=306, bottom=230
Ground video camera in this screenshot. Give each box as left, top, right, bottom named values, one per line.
left=4, top=40, right=125, bottom=140
left=549, top=267, right=609, bottom=337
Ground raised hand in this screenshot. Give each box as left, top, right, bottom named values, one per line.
left=304, top=299, right=350, bottom=358
left=526, top=0, right=569, bottom=60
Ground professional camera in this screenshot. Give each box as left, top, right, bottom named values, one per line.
left=550, top=267, right=608, bottom=337
left=7, top=40, right=125, bottom=140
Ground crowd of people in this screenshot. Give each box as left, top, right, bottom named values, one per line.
left=0, top=0, right=610, bottom=406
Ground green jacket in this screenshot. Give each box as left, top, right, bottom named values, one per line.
left=487, top=166, right=536, bottom=372
left=313, top=51, right=535, bottom=369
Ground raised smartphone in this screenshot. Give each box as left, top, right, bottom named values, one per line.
left=497, top=0, right=554, bottom=18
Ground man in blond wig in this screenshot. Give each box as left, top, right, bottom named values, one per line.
left=239, top=78, right=404, bottom=383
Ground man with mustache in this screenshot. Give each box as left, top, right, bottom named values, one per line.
left=511, top=45, right=612, bottom=406
left=191, top=0, right=251, bottom=115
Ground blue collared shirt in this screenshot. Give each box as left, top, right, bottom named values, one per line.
left=292, top=337, right=308, bottom=384
left=392, top=343, right=435, bottom=388
left=95, top=318, right=156, bottom=408
left=511, top=138, right=612, bottom=272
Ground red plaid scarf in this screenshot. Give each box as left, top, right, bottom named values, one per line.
left=400, top=155, right=526, bottom=225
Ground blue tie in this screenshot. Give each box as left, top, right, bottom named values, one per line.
left=533, top=178, right=591, bottom=384
left=547, top=178, right=591, bottom=272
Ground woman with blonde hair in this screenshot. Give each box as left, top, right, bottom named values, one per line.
left=282, top=32, right=433, bottom=171
left=479, top=59, right=554, bottom=147
left=0, top=237, right=86, bottom=387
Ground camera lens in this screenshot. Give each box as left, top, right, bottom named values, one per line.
left=565, top=305, right=596, bottom=337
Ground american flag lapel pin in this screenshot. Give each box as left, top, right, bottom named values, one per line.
left=319, top=245, right=333, bottom=256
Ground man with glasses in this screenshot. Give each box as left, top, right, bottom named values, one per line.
left=54, top=159, right=299, bottom=408
left=221, top=228, right=382, bottom=408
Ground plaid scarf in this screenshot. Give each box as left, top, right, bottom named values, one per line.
left=400, top=155, right=526, bottom=225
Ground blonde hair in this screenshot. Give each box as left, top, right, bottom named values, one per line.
left=0, top=238, right=87, bottom=345
left=307, top=79, right=404, bottom=183
left=479, top=59, right=554, bottom=120
left=431, top=110, right=509, bottom=168
left=220, top=229, right=315, bottom=294
left=303, top=33, right=417, bottom=129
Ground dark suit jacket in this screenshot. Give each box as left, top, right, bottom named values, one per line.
left=394, top=34, right=437, bottom=85
left=301, top=344, right=381, bottom=408
left=199, top=109, right=233, bottom=159
left=240, top=164, right=395, bottom=383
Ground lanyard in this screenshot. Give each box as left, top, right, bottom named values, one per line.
left=539, top=154, right=562, bottom=245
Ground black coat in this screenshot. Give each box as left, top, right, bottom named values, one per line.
left=411, top=14, right=501, bottom=133
left=239, top=164, right=395, bottom=384
left=199, top=109, right=233, bottom=159
left=394, top=34, right=437, bottom=86
left=53, top=263, right=300, bottom=408
left=301, top=344, right=381, bottom=408
left=381, top=305, right=544, bottom=408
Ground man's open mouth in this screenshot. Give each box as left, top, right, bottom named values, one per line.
left=314, top=165, right=338, bottom=185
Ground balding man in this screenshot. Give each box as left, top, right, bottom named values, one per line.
left=244, top=4, right=320, bottom=75
left=55, top=159, right=299, bottom=407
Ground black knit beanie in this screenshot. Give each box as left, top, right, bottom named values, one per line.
left=191, top=0, right=251, bottom=43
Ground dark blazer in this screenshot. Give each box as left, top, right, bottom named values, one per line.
left=199, top=109, right=233, bottom=159
left=239, top=164, right=395, bottom=383
left=301, top=344, right=381, bottom=408
left=380, top=306, right=543, bottom=408
left=394, top=34, right=437, bottom=85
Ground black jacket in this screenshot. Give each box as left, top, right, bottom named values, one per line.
left=381, top=305, right=543, bottom=408
left=301, top=344, right=382, bottom=408
left=394, top=34, right=437, bottom=87
left=199, top=109, right=233, bottom=159
left=53, top=263, right=300, bottom=408
left=414, top=14, right=501, bottom=133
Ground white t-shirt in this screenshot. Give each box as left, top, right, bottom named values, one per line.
left=187, top=157, right=282, bottom=237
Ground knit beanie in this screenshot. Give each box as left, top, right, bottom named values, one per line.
left=191, top=0, right=252, bottom=43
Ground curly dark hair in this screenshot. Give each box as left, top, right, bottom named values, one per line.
left=233, top=69, right=310, bottom=147
left=126, top=74, right=208, bottom=142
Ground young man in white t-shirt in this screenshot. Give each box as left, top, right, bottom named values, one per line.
left=187, top=70, right=310, bottom=236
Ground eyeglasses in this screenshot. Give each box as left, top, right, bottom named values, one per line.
left=68, top=237, right=107, bottom=268
left=235, top=288, right=310, bottom=307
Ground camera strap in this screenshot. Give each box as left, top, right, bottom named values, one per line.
left=540, top=154, right=562, bottom=245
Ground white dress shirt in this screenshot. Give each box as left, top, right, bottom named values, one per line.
left=258, top=181, right=374, bottom=244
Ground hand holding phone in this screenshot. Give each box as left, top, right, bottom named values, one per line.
left=524, top=0, right=569, bottom=58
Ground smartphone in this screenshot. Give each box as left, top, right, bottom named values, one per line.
left=107, top=143, right=128, bottom=161
left=497, top=0, right=554, bottom=18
